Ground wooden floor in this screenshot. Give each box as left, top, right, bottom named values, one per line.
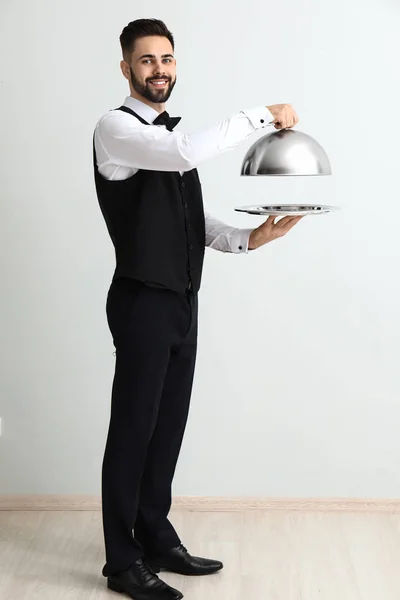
left=1, top=508, right=400, bottom=599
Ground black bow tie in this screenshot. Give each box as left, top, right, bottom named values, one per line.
left=153, top=111, right=181, bottom=131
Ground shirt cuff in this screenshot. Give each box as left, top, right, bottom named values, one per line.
left=241, top=106, right=275, bottom=130
left=229, top=228, right=254, bottom=254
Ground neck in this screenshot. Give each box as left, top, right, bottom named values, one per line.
left=130, top=90, right=165, bottom=114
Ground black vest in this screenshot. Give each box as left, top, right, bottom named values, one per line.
left=93, top=106, right=206, bottom=294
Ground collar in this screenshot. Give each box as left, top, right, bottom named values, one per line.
left=123, top=96, right=162, bottom=125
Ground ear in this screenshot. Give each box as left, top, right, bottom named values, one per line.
left=120, top=60, right=130, bottom=81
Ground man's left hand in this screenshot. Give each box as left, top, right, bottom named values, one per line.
left=248, top=215, right=304, bottom=250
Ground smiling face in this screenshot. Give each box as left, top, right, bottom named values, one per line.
left=121, top=35, right=177, bottom=110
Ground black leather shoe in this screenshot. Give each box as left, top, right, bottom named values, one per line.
left=146, top=544, right=223, bottom=576
left=106, top=558, right=183, bottom=600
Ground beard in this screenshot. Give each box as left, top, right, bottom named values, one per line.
left=130, top=67, right=176, bottom=104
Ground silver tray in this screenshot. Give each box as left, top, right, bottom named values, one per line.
left=234, top=204, right=339, bottom=216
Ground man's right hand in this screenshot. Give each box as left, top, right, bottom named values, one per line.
left=266, top=104, right=299, bottom=129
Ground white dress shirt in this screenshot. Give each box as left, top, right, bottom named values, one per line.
left=94, top=97, right=274, bottom=253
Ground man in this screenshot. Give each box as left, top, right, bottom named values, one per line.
left=93, top=18, right=302, bottom=600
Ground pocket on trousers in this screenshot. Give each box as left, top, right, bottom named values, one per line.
left=106, top=278, right=144, bottom=340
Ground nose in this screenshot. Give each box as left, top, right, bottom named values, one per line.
left=153, top=60, right=165, bottom=75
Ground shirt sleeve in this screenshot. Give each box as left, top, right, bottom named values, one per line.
left=95, top=106, right=274, bottom=173
left=205, top=209, right=254, bottom=254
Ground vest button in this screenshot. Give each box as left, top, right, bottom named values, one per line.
left=184, top=202, right=188, bottom=209
left=189, top=244, right=193, bottom=250
left=181, top=181, right=186, bottom=188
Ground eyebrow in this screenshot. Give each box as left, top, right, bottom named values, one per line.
left=137, top=53, right=174, bottom=61
left=138, top=54, right=174, bottom=60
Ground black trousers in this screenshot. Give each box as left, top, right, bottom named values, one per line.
left=101, top=278, right=198, bottom=576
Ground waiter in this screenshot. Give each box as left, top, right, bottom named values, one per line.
left=93, top=18, right=302, bottom=600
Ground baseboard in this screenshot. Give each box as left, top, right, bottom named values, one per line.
left=1, top=495, right=400, bottom=512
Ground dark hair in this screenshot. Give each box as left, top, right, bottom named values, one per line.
left=120, top=19, right=175, bottom=62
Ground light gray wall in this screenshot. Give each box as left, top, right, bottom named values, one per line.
left=1, top=0, right=400, bottom=497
